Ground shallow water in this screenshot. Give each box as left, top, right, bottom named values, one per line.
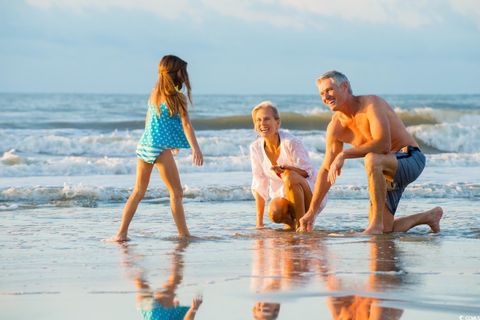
left=1, top=199, right=479, bottom=320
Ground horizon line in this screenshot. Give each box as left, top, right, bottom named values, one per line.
left=1, top=91, right=479, bottom=96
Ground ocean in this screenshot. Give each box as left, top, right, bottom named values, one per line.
left=1, top=93, right=479, bottom=319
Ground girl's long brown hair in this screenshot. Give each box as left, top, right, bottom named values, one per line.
left=150, top=55, right=192, bottom=116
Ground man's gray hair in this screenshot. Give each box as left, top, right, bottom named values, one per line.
left=317, top=70, right=352, bottom=94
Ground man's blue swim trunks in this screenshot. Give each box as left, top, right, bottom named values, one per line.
left=386, top=146, right=426, bottom=215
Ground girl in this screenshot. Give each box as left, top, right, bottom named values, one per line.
left=112, top=55, right=203, bottom=241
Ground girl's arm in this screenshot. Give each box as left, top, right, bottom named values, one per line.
left=183, top=296, right=203, bottom=320
left=180, top=110, right=203, bottom=166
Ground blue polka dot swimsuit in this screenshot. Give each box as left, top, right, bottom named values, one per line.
left=136, top=103, right=190, bottom=163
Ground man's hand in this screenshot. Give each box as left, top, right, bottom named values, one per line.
left=328, top=152, right=344, bottom=184
left=297, top=212, right=315, bottom=232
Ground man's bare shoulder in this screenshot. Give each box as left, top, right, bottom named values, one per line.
left=328, top=113, right=342, bottom=129
left=359, top=95, right=390, bottom=111
left=326, top=114, right=345, bottom=138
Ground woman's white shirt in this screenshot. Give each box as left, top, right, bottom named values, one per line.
left=250, top=130, right=316, bottom=201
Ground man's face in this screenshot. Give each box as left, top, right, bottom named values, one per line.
left=317, top=78, right=345, bottom=112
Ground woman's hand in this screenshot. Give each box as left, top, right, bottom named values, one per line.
left=271, top=165, right=286, bottom=177
left=192, top=148, right=203, bottom=166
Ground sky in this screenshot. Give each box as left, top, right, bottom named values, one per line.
left=1, top=0, right=479, bottom=95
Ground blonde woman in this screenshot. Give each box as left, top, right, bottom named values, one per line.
left=250, top=101, right=326, bottom=230
left=112, top=55, right=203, bottom=241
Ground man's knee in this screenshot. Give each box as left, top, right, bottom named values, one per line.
left=364, top=153, right=383, bottom=173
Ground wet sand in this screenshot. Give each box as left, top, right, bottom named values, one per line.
left=1, top=199, right=480, bottom=319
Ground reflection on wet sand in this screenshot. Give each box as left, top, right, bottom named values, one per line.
left=251, top=234, right=328, bottom=319
left=119, top=241, right=202, bottom=320
left=326, top=238, right=405, bottom=320
left=250, top=234, right=406, bottom=320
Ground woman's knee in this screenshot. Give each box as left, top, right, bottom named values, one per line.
left=281, top=170, right=299, bottom=189
left=268, top=199, right=290, bottom=223
left=268, top=208, right=286, bottom=223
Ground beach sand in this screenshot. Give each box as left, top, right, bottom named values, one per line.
left=1, top=192, right=480, bottom=319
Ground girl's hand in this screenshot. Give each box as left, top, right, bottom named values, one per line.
left=192, top=148, right=203, bottom=166
left=192, top=295, right=203, bottom=310
left=171, top=148, right=180, bottom=156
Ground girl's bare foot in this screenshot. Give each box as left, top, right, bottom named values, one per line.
left=109, top=234, right=130, bottom=242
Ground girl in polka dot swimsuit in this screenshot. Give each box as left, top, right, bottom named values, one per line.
left=112, top=55, right=203, bottom=241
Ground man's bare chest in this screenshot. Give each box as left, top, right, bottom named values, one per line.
left=336, top=115, right=372, bottom=146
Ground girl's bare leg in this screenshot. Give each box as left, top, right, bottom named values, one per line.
left=155, top=150, right=191, bottom=237
left=113, top=159, right=154, bottom=241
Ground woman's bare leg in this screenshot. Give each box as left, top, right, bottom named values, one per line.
left=155, top=150, right=191, bottom=237
left=268, top=198, right=294, bottom=229
left=113, top=159, right=154, bottom=241
left=282, top=170, right=313, bottom=229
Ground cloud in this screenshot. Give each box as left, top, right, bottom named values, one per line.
left=25, top=0, right=479, bottom=29
left=202, top=0, right=306, bottom=29
left=450, top=0, right=480, bottom=28
left=26, top=0, right=201, bottom=20
left=279, top=0, right=442, bottom=28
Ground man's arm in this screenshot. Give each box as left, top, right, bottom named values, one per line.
left=299, top=122, right=343, bottom=231
left=327, top=99, right=392, bottom=184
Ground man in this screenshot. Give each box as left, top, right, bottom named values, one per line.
left=299, top=71, right=443, bottom=234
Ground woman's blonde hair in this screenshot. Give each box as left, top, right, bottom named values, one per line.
left=251, top=100, right=280, bottom=122
left=150, top=55, right=192, bottom=116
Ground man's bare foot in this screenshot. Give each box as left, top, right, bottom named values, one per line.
left=427, top=206, right=443, bottom=233
left=362, top=226, right=383, bottom=235
left=109, top=234, right=130, bottom=242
